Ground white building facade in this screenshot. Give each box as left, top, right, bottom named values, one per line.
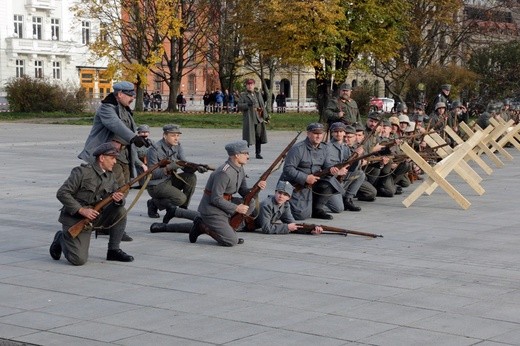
left=0, top=0, right=109, bottom=97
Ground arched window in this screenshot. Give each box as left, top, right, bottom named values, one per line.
left=280, top=78, right=291, bottom=98
left=306, top=79, right=317, bottom=102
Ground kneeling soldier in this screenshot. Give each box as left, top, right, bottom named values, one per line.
left=49, top=143, right=134, bottom=265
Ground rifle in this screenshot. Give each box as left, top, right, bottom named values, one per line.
left=176, top=160, right=215, bottom=172
left=292, top=146, right=391, bottom=192
left=295, top=223, right=383, bottom=238
left=67, top=158, right=171, bottom=238
left=228, top=131, right=302, bottom=230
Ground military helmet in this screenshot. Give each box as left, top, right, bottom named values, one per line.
left=451, top=100, right=462, bottom=109
left=395, top=102, right=408, bottom=113
left=486, top=103, right=501, bottom=113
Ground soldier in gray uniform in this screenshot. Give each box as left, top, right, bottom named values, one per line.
left=78, top=81, right=150, bottom=242
left=326, top=123, right=365, bottom=212
left=253, top=181, right=322, bottom=235
left=146, top=124, right=207, bottom=224
left=237, top=79, right=269, bottom=159
left=280, top=122, right=341, bottom=220
left=49, top=143, right=134, bottom=266
left=189, top=140, right=266, bottom=246
left=324, top=83, right=361, bottom=129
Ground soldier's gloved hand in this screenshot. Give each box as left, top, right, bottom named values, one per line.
left=166, top=162, right=180, bottom=171
left=131, top=135, right=150, bottom=148
left=197, top=166, right=208, bottom=173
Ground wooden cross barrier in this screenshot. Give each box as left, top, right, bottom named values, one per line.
left=443, top=125, right=493, bottom=176
left=400, top=129, right=486, bottom=210
left=459, top=122, right=505, bottom=168
left=421, top=131, right=485, bottom=196
left=469, top=122, right=514, bottom=161
left=489, top=117, right=520, bottom=151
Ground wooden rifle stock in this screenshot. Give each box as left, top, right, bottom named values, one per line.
left=228, top=131, right=301, bottom=230
left=295, top=223, right=383, bottom=238
left=67, top=158, right=171, bottom=238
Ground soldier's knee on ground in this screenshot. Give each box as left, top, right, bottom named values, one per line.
left=65, top=253, right=87, bottom=266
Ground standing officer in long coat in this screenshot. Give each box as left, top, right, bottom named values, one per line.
left=237, top=79, right=269, bottom=159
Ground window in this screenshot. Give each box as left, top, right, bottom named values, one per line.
left=52, top=61, right=61, bottom=79
left=82, top=21, right=90, bottom=44
left=34, top=60, right=43, bottom=78
left=15, top=59, right=24, bottom=77
left=188, top=74, right=196, bottom=94
left=32, top=16, right=42, bottom=40
left=51, top=18, right=60, bottom=40
left=14, top=15, right=23, bottom=38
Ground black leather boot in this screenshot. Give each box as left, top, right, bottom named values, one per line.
left=107, top=249, right=134, bottom=262
left=49, top=231, right=62, bottom=260
left=150, top=223, right=167, bottom=233
left=163, top=205, right=177, bottom=224
left=147, top=199, right=160, bottom=218
left=343, top=198, right=361, bottom=212
left=189, top=217, right=208, bottom=243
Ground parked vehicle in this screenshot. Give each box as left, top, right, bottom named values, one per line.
left=369, top=97, right=394, bottom=113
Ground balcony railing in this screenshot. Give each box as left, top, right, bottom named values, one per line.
left=25, top=0, right=55, bottom=11
left=6, top=37, right=74, bottom=57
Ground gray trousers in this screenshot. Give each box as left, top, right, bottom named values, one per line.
left=59, top=203, right=126, bottom=266
left=327, top=171, right=366, bottom=213
left=201, top=197, right=254, bottom=246
left=147, top=173, right=196, bottom=209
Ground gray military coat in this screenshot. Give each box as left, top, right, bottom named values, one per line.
left=78, top=93, right=137, bottom=169
left=237, top=90, right=269, bottom=146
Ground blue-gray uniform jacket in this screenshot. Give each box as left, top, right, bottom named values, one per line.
left=280, top=138, right=341, bottom=192
left=57, top=162, right=120, bottom=227
left=255, top=195, right=296, bottom=234
left=78, top=93, right=137, bottom=165
left=198, top=160, right=249, bottom=217
left=326, top=138, right=361, bottom=194
left=146, top=138, right=187, bottom=186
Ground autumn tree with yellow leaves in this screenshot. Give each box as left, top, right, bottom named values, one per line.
left=234, top=0, right=408, bottom=121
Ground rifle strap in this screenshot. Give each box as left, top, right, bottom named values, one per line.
left=94, top=174, right=152, bottom=237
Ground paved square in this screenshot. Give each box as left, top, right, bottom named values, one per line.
left=1, top=123, right=520, bottom=345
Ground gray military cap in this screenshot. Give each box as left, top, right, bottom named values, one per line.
left=163, top=124, right=182, bottom=134
left=93, top=142, right=120, bottom=157
left=339, top=83, right=352, bottom=91
left=306, top=122, right=325, bottom=133
left=441, top=84, right=452, bottom=91
left=137, top=124, right=150, bottom=133
left=275, top=180, right=293, bottom=196
left=225, top=140, right=249, bottom=156
left=112, top=81, right=135, bottom=96
left=344, top=125, right=356, bottom=134
left=381, top=119, right=392, bottom=127
left=330, top=122, right=346, bottom=132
